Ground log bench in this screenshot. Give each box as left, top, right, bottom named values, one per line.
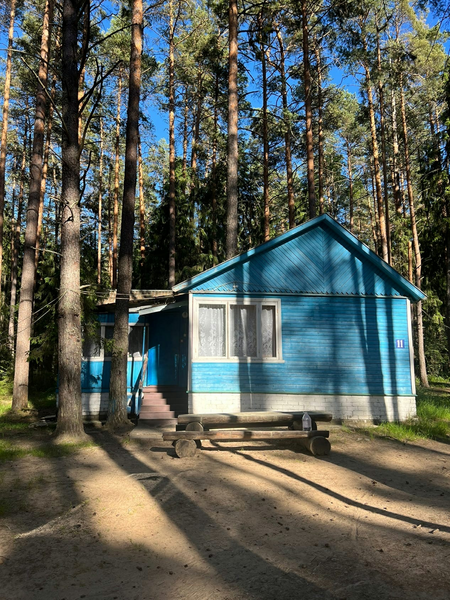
left=163, top=411, right=332, bottom=458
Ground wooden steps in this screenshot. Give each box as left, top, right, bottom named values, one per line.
left=138, top=385, right=188, bottom=428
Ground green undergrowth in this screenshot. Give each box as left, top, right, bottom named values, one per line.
left=0, top=439, right=96, bottom=461
left=360, top=377, right=450, bottom=443
left=0, top=378, right=95, bottom=461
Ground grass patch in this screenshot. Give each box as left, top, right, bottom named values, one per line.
left=366, top=380, right=450, bottom=443
left=0, top=438, right=97, bottom=462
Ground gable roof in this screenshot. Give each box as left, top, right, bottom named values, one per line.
left=172, top=214, right=426, bottom=301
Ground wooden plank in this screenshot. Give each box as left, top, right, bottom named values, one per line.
left=177, top=411, right=332, bottom=426
left=163, top=430, right=330, bottom=441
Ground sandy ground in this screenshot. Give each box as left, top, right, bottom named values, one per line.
left=0, top=427, right=449, bottom=600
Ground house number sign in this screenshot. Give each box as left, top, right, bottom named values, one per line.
left=395, top=339, right=405, bottom=349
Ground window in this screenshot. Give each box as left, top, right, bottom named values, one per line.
left=82, top=324, right=145, bottom=360
left=193, top=299, right=281, bottom=362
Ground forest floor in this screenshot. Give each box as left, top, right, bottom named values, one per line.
left=0, top=421, right=449, bottom=600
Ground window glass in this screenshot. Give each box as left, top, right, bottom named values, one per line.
left=103, top=325, right=114, bottom=358
left=230, top=304, right=257, bottom=357
left=198, top=304, right=226, bottom=357
left=82, top=336, right=100, bottom=358
left=262, top=306, right=276, bottom=357
left=128, top=326, right=143, bottom=358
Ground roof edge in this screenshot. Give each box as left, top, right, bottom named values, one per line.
left=172, top=214, right=426, bottom=302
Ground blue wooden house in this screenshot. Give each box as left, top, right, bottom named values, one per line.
left=82, top=214, right=425, bottom=423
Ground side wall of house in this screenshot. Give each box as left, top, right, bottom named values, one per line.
left=81, top=312, right=145, bottom=418
left=189, top=294, right=416, bottom=422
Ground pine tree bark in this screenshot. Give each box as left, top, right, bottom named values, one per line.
left=399, top=75, right=428, bottom=388
left=138, top=133, right=145, bottom=270
left=112, top=69, right=123, bottom=288
left=107, top=0, right=143, bottom=430
left=35, top=70, right=56, bottom=272
left=55, top=0, right=87, bottom=439
left=314, top=40, right=324, bottom=216
left=0, top=0, right=16, bottom=293
left=274, top=23, right=295, bottom=229
left=168, top=0, right=176, bottom=286
left=347, top=141, right=354, bottom=233
left=363, top=60, right=388, bottom=262
left=390, top=83, right=403, bottom=215
left=212, top=68, right=219, bottom=264
left=9, top=115, right=28, bottom=352
left=97, top=118, right=104, bottom=285
left=376, top=23, right=391, bottom=264
left=12, top=0, right=54, bottom=411
left=301, top=0, right=316, bottom=219
left=259, top=13, right=269, bottom=242
left=226, top=0, right=239, bottom=259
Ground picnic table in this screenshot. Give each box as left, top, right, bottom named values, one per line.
left=163, top=411, right=332, bottom=458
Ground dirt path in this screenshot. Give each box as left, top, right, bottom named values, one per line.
left=1, top=429, right=449, bottom=600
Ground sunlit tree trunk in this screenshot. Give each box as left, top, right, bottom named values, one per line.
left=138, top=133, right=145, bottom=270
left=376, top=22, right=391, bottom=264
left=226, top=0, right=239, bottom=258
left=35, top=70, right=56, bottom=273
left=9, top=114, right=28, bottom=352
left=107, top=0, right=143, bottom=429
left=13, top=0, right=54, bottom=411
left=274, top=23, right=295, bottom=229
left=314, top=40, right=324, bottom=216
left=363, top=60, right=388, bottom=262
left=97, top=118, right=104, bottom=285
left=112, top=69, right=123, bottom=289
left=259, top=12, right=269, bottom=242
left=55, top=0, right=87, bottom=439
left=0, top=0, right=16, bottom=293
left=400, top=75, right=428, bottom=388
left=168, top=0, right=176, bottom=286
left=301, top=0, right=316, bottom=219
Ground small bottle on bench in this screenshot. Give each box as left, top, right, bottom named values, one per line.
left=302, top=412, right=312, bottom=432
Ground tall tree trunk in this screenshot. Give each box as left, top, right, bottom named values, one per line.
left=376, top=22, right=391, bottom=264
left=274, top=23, right=295, bottom=229
left=259, top=13, right=269, bottom=242
left=212, top=68, right=219, bottom=264
left=97, top=118, right=104, bottom=285
left=182, top=85, right=189, bottom=179
left=107, top=0, right=143, bottom=429
left=363, top=60, right=388, bottom=262
left=108, top=164, right=113, bottom=284
left=226, top=0, right=239, bottom=259
left=168, top=0, right=176, bottom=286
left=12, top=0, right=54, bottom=411
left=0, top=0, right=16, bottom=292
left=399, top=74, right=428, bottom=388
left=314, top=40, right=324, bottom=216
left=35, top=70, right=56, bottom=272
left=390, top=83, right=403, bottom=215
left=9, top=113, right=28, bottom=352
left=112, top=69, right=123, bottom=289
left=138, top=133, right=145, bottom=271
left=55, top=0, right=87, bottom=439
left=301, top=0, right=316, bottom=219
left=347, top=141, right=354, bottom=233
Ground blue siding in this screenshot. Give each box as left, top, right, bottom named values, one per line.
left=190, top=225, right=406, bottom=296
left=81, top=358, right=143, bottom=392
left=191, top=296, right=413, bottom=396
left=174, top=215, right=425, bottom=301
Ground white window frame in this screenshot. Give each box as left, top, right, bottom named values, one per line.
left=82, top=323, right=145, bottom=361
left=192, top=297, right=283, bottom=363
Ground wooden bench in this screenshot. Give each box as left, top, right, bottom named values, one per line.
left=163, top=411, right=332, bottom=458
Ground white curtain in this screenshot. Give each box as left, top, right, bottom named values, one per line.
left=262, top=306, right=276, bottom=357
left=198, top=304, right=226, bottom=357
left=230, top=305, right=257, bottom=357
